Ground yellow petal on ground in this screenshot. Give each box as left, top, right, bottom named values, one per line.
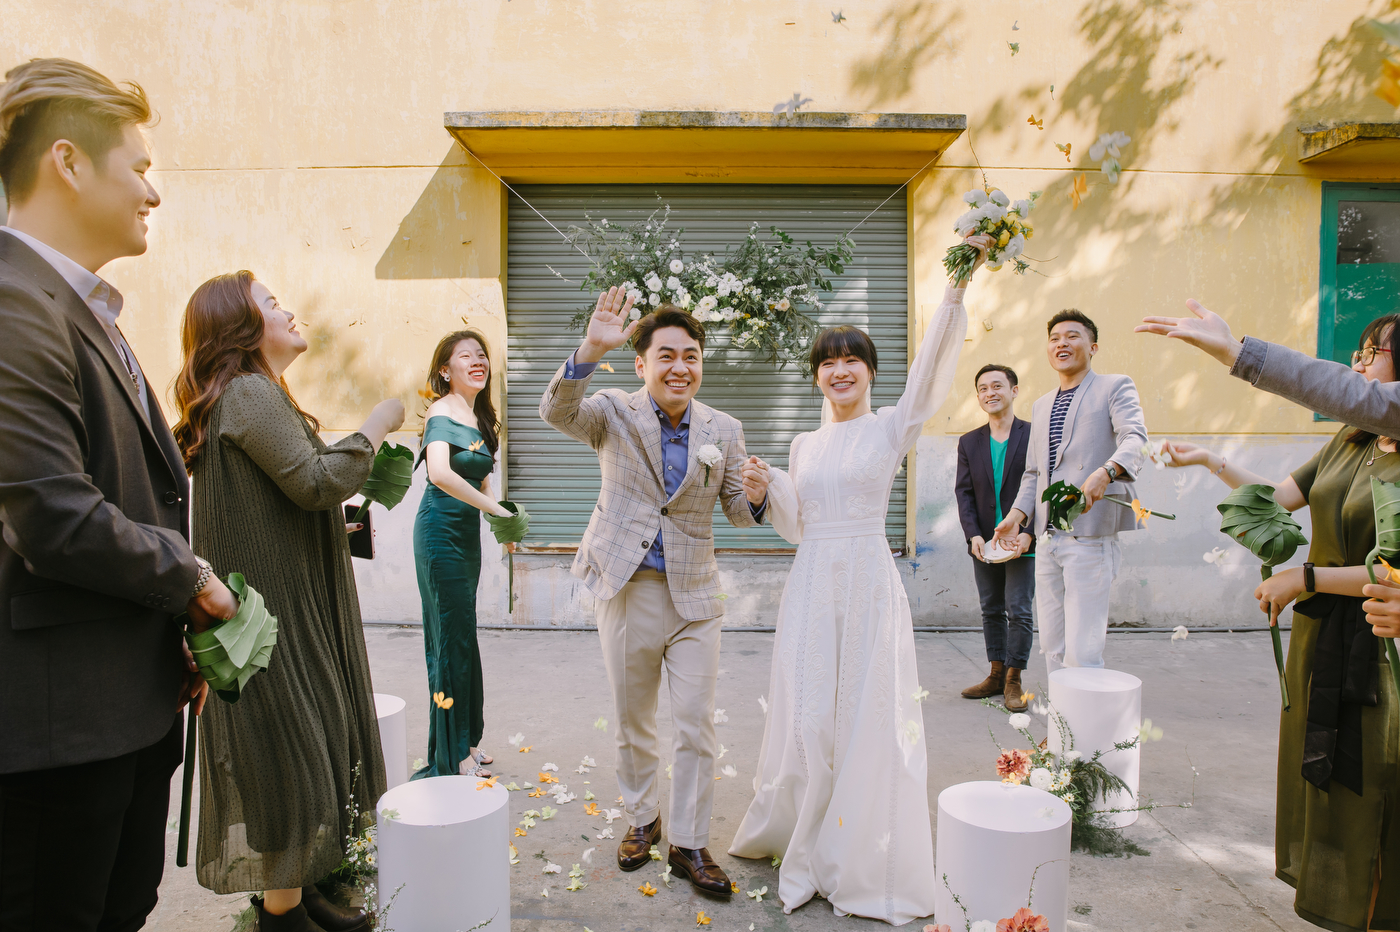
left=476, top=776, right=498, bottom=790
left=639, top=882, right=658, bottom=896
left=697, top=910, right=712, bottom=925
left=514, top=827, right=527, bottom=836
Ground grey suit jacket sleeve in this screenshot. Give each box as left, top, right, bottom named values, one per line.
left=1231, top=336, right=1400, bottom=436
left=0, top=281, right=198, bottom=607
left=1012, top=409, right=1042, bottom=520
left=1105, top=376, right=1148, bottom=481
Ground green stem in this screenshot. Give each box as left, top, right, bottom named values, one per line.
left=1100, top=496, right=1176, bottom=520
left=351, top=499, right=370, bottom=524
left=1261, top=565, right=1290, bottom=710
left=176, top=705, right=198, bottom=867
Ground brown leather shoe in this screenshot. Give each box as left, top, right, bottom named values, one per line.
left=1004, top=667, right=1027, bottom=711
left=617, top=817, right=661, bottom=871
left=961, top=661, right=1005, bottom=699
left=301, top=886, right=369, bottom=932
left=668, top=845, right=733, bottom=897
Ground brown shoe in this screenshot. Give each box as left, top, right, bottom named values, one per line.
left=300, top=886, right=369, bottom=932
left=668, top=845, right=733, bottom=897
left=617, top=817, right=661, bottom=872
left=1004, top=667, right=1027, bottom=711
left=961, top=661, right=1006, bottom=699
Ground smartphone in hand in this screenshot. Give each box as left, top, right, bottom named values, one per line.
left=344, top=504, right=374, bottom=560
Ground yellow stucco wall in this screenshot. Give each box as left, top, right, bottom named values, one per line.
left=6, top=0, right=1400, bottom=439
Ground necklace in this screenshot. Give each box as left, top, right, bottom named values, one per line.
left=1367, top=438, right=1396, bottom=467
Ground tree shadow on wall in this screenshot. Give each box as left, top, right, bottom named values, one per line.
left=852, top=0, right=1395, bottom=432
left=374, top=145, right=494, bottom=281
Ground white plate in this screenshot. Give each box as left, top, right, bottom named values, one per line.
left=982, top=542, right=1019, bottom=563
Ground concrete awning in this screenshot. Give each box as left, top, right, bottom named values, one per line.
left=443, top=110, right=966, bottom=183
left=1299, top=122, right=1400, bottom=164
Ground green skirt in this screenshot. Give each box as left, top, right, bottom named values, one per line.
left=1277, top=607, right=1400, bottom=932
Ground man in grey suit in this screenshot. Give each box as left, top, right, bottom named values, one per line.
left=0, top=59, right=235, bottom=931
left=994, top=309, right=1147, bottom=676
left=540, top=287, right=770, bottom=897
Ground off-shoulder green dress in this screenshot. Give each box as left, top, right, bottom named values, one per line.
left=192, top=374, right=386, bottom=894
left=411, top=416, right=495, bottom=779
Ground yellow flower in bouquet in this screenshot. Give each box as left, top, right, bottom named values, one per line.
left=944, top=186, right=1041, bottom=283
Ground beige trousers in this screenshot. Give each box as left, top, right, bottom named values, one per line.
left=595, top=570, right=720, bottom=849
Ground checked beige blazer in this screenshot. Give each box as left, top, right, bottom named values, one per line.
left=539, top=364, right=760, bottom=621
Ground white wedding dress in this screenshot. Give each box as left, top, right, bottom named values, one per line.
left=728, top=283, right=967, bottom=925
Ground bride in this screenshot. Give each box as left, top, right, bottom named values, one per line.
left=729, top=234, right=990, bottom=924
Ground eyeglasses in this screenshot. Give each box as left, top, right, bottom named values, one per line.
left=1352, top=346, right=1393, bottom=366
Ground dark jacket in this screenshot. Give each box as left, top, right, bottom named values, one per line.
left=0, top=231, right=199, bottom=774
left=954, top=417, right=1033, bottom=553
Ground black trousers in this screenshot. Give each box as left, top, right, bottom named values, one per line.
left=0, top=717, right=182, bottom=932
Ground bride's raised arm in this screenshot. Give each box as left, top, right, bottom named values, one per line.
left=884, top=234, right=989, bottom=452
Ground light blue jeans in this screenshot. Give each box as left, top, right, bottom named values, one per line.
left=1035, top=532, right=1121, bottom=677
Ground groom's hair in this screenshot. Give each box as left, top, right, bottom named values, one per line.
left=1047, top=308, right=1098, bottom=343
left=634, top=305, right=706, bottom=354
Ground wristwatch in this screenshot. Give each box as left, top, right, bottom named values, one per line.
left=1102, top=462, right=1120, bottom=482
left=1303, top=562, right=1315, bottom=593
left=191, top=556, right=213, bottom=599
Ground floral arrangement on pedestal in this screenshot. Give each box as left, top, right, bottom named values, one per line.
left=983, top=700, right=1156, bottom=857
left=928, top=871, right=1051, bottom=932
left=563, top=205, right=855, bottom=374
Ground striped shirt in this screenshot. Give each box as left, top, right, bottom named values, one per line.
left=1047, top=385, right=1077, bottom=473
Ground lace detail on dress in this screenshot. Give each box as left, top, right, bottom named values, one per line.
left=845, top=495, right=879, bottom=520
left=841, top=443, right=891, bottom=484
left=801, top=498, right=822, bottom=524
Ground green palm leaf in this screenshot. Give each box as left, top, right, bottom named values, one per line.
left=181, top=573, right=279, bottom=704
left=1217, top=483, right=1307, bottom=708
left=484, top=500, right=531, bottom=544
left=1362, top=477, right=1400, bottom=702
left=1043, top=480, right=1087, bottom=532
left=352, top=441, right=415, bottom=521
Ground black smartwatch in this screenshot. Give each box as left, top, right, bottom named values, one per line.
left=1102, top=462, right=1120, bottom=482
left=1304, top=563, right=1315, bottom=593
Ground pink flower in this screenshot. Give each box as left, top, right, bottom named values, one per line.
left=923, top=926, right=952, bottom=932
left=996, top=749, right=1032, bottom=784
left=997, top=908, right=1050, bottom=932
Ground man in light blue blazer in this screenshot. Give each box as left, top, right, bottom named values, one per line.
left=994, top=310, right=1147, bottom=675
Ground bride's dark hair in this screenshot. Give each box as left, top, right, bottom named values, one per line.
left=808, top=326, right=878, bottom=389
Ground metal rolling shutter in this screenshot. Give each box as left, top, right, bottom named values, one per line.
left=506, top=184, right=909, bottom=548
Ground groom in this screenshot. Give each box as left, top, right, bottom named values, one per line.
left=541, top=286, right=770, bottom=896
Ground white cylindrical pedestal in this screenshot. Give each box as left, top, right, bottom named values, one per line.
left=934, top=782, right=1071, bottom=932
left=1047, top=667, right=1142, bottom=828
left=374, top=693, right=408, bottom=790
left=376, top=777, right=510, bottom=932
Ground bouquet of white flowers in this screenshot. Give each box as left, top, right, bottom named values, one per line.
left=942, top=186, right=1040, bottom=284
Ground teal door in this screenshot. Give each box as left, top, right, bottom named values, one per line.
left=1320, top=183, right=1400, bottom=367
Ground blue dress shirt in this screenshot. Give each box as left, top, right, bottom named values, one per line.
left=563, top=352, right=765, bottom=574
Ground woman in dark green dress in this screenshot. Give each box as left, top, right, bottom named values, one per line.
left=412, top=329, right=514, bottom=780
left=1164, top=315, right=1400, bottom=932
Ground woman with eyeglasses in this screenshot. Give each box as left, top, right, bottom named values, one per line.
left=1157, top=314, right=1400, bottom=932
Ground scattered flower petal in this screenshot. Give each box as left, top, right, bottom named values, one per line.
left=713, top=708, right=728, bottom=724
left=638, top=881, right=657, bottom=896
left=721, top=764, right=738, bottom=778
left=1172, top=625, right=1190, bottom=641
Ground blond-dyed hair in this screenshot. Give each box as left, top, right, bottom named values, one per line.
left=0, top=58, right=154, bottom=205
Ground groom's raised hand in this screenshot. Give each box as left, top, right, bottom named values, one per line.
left=577, top=286, right=640, bottom=364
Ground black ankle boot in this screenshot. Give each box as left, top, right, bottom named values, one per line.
left=252, top=896, right=328, bottom=932
left=302, top=886, right=370, bottom=932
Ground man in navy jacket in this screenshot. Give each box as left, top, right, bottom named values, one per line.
left=954, top=364, right=1034, bottom=709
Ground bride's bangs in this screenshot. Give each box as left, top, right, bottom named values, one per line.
left=808, top=325, right=879, bottom=378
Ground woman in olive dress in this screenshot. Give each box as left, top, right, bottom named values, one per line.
left=1165, top=315, right=1400, bottom=932
left=174, top=271, right=405, bottom=932
left=411, top=329, right=514, bottom=780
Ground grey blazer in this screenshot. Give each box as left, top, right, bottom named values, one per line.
left=1232, top=336, right=1400, bottom=435
left=0, top=231, right=199, bottom=774
left=539, top=365, right=759, bottom=621
left=1012, top=368, right=1149, bottom=537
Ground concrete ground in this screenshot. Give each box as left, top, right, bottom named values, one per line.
left=148, top=626, right=1317, bottom=932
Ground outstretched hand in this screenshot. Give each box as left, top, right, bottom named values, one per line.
left=961, top=233, right=995, bottom=280
left=577, top=286, right=640, bottom=364
left=1135, top=299, right=1243, bottom=368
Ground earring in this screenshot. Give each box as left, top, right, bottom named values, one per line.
left=443, top=373, right=450, bottom=382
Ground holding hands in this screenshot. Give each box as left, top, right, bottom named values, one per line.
left=742, top=455, right=771, bottom=506
left=578, top=286, right=640, bottom=364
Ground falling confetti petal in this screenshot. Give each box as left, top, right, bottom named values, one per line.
left=1055, top=141, right=1072, bottom=162
left=1070, top=172, right=1089, bottom=209
left=1172, top=625, right=1190, bottom=642
left=594, top=717, right=609, bottom=731
left=1027, top=115, right=1043, bottom=130
left=1008, top=41, right=1020, bottom=55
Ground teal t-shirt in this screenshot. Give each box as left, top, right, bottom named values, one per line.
left=990, top=436, right=1009, bottom=524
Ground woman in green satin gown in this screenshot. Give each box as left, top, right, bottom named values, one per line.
left=411, top=329, right=514, bottom=780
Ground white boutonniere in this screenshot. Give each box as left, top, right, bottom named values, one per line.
left=696, top=442, right=723, bottom=486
